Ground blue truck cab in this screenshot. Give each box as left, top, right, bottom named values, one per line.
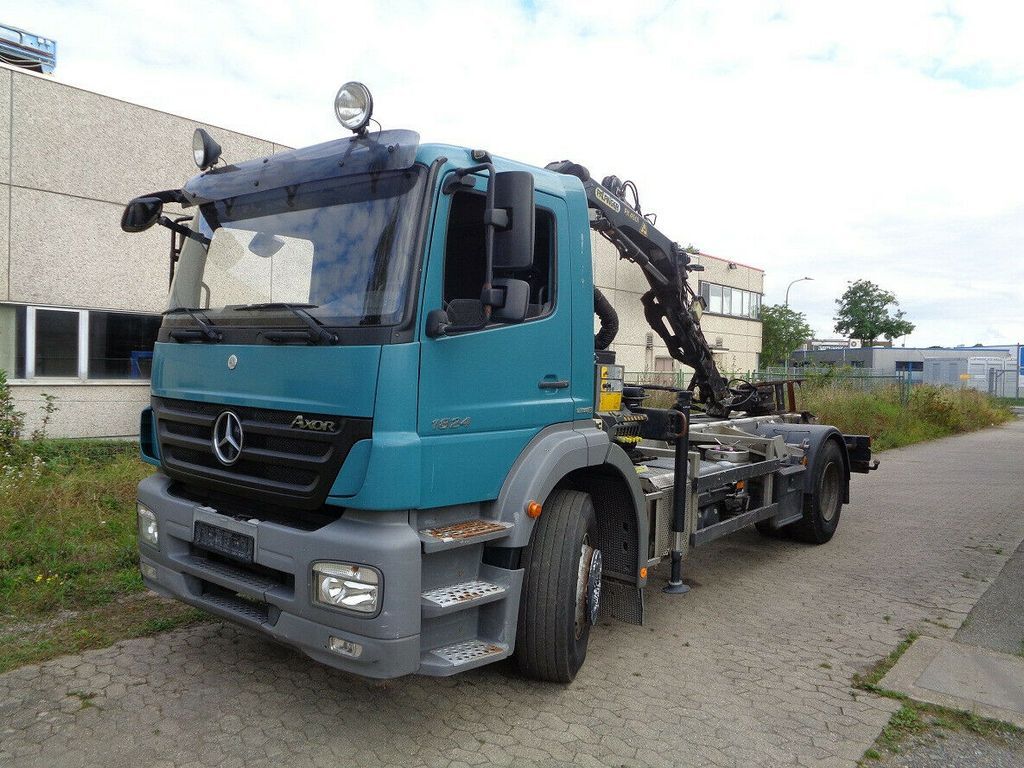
left=127, top=84, right=872, bottom=682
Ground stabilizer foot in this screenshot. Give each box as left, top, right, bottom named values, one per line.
left=662, top=580, right=690, bottom=595
left=662, top=550, right=690, bottom=595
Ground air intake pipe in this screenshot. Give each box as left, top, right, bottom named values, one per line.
left=594, top=288, right=619, bottom=350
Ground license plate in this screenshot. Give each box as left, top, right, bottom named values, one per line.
left=194, top=520, right=254, bottom=563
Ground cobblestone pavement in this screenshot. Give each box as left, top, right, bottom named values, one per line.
left=2, top=421, right=1023, bottom=768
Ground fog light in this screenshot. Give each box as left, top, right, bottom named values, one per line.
left=140, top=562, right=158, bottom=581
left=313, top=562, right=380, bottom=614
left=137, top=503, right=159, bottom=548
left=328, top=636, right=363, bottom=658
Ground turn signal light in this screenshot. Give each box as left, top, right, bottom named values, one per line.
left=639, top=567, right=648, bottom=579
left=526, top=500, right=542, bottom=518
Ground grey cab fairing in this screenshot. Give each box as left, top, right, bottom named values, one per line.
left=487, top=422, right=650, bottom=588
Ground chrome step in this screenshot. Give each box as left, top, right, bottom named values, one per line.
left=418, top=519, right=512, bottom=553
left=421, top=580, right=506, bottom=617
left=420, top=639, right=510, bottom=675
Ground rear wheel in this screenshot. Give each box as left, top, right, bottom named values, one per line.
left=792, top=440, right=845, bottom=544
left=514, top=489, right=600, bottom=683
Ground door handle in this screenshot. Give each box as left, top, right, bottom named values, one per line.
left=538, top=379, right=569, bottom=390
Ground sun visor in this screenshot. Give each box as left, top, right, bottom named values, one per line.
left=183, top=129, right=420, bottom=204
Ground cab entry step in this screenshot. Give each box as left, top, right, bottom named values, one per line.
left=418, top=519, right=513, bottom=553
left=420, top=640, right=511, bottom=675
left=421, top=580, right=507, bottom=617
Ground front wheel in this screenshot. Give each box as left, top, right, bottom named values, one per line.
left=792, top=440, right=845, bottom=544
left=514, top=489, right=600, bottom=682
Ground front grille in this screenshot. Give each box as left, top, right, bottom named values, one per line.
left=153, top=397, right=371, bottom=509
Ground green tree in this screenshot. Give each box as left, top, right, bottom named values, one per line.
left=760, top=304, right=813, bottom=366
left=833, top=279, right=915, bottom=345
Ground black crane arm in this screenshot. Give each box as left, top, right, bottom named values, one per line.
left=545, top=160, right=735, bottom=417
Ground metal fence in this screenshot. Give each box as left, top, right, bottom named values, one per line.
left=624, top=367, right=914, bottom=405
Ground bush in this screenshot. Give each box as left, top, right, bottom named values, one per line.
left=0, top=371, right=61, bottom=483
left=800, top=383, right=1011, bottom=451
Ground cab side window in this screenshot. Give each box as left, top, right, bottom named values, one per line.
left=442, top=190, right=555, bottom=320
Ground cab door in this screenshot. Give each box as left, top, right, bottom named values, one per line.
left=417, top=172, right=574, bottom=508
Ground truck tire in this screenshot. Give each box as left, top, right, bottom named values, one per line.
left=514, top=489, right=599, bottom=683
left=792, top=440, right=844, bottom=544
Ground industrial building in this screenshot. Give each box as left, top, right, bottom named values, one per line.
left=0, top=57, right=764, bottom=438
left=791, top=345, right=1022, bottom=399
left=593, top=244, right=763, bottom=378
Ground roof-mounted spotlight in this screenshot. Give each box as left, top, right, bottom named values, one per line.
left=334, top=81, right=373, bottom=134
left=192, top=128, right=222, bottom=170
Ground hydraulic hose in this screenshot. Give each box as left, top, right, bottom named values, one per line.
left=593, top=287, right=619, bottom=350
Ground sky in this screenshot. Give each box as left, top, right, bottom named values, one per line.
left=6, top=0, right=1023, bottom=346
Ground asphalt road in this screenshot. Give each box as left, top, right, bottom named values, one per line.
left=2, top=420, right=1023, bottom=767
left=955, top=536, right=1024, bottom=656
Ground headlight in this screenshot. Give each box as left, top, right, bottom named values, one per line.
left=334, top=81, right=373, bottom=133
left=313, top=562, right=380, bottom=614
left=137, top=503, right=159, bottom=548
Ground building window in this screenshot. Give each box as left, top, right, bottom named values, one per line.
left=88, top=312, right=162, bottom=379
left=0, top=305, right=160, bottom=381
left=699, top=281, right=762, bottom=319
left=895, top=361, right=924, bottom=372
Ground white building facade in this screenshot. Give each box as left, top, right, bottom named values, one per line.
left=592, top=236, right=764, bottom=380
left=0, top=62, right=285, bottom=438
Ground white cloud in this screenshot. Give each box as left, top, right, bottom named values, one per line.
left=7, top=0, right=1023, bottom=344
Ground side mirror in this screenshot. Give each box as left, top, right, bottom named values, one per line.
left=491, top=278, right=530, bottom=323
left=121, top=196, right=163, bottom=233
left=425, top=300, right=488, bottom=338
left=492, top=171, right=535, bottom=269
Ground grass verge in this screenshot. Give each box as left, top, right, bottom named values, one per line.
left=0, top=596, right=209, bottom=674
left=0, top=440, right=212, bottom=673
left=853, top=632, right=1024, bottom=764
left=800, top=384, right=1012, bottom=451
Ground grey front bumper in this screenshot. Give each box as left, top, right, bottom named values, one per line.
left=137, top=473, right=423, bottom=679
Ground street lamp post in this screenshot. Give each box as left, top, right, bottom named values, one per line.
left=785, top=276, right=813, bottom=306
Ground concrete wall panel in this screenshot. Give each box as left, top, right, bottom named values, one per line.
left=11, top=382, right=148, bottom=438
left=0, top=185, right=8, bottom=301
left=11, top=68, right=276, bottom=205
left=591, top=235, right=616, bottom=290
left=0, top=68, right=10, bottom=185
left=9, top=187, right=169, bottom=312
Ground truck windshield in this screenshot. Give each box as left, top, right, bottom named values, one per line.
left=168, top=167, right=426, bottom=327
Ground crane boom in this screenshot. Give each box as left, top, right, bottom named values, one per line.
left=545, top=160, right=772, bottom=418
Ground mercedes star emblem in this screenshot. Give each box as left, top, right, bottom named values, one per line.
left=212, top=411, right=244, bottom=465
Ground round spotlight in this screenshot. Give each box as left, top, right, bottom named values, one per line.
left=192, top=128, right=222, bottom=170
left=334, top=82, right=373, bottom=134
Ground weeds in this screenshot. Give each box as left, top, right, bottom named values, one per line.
left=852, top=631, right=919, bottom=690
left=800, top=383, right=1011, bottom=451
left=635, top=371, right=1010, bottom=453
left=0, top=598, right=208, bottom=674
left=855, top=632, right=1024, bottom=763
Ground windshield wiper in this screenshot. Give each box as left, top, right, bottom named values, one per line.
left=163, top=307, right=223, bottom=342
left=234, top=303, right=339, bottom=345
